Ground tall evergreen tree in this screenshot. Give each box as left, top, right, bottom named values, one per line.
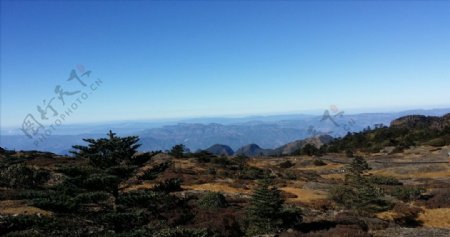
left=71, top=130, right=141, bottom=168
left=246, top=178, right=284, bottom=236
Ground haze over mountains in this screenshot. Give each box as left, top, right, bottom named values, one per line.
left=1, top=108, right=449, bottom=154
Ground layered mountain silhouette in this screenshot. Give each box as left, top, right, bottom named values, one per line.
left=205, top=144, right=234, bottom=156
left=1, top=109, right=449, bottom=154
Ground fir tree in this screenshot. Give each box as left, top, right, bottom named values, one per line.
left=246, top=178, right=284, bottom=236
left=71, top=130, right=141, bottom=168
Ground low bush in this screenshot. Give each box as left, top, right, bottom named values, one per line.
left=279, top=160, right=295, bottom=169
left=0, top=163, right=50, bottom=188
left=152, top=178, right=182, bottom=193
left=391, top=203, right=423, bottom=227
left=367, top=175, right=402, bottom=185
left=32, top=195, right=79, bottom=212
left=73, top=191, right=111, bottom=204
left=391, top=186, right=424, bottom=202
left=313, top=159, right=327, bottom=166
left=197, top=192, right=228, bottom=209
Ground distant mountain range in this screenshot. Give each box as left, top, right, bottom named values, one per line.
left=1, top=108, right=449, bottom=154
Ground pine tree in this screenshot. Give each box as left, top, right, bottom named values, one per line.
left=246, top=178, right=284, bottom=236
left=331, top=156, right=390, bottom=213
left=71, top=130, right=141, bottom=168
left=169, top=144, right=186, bottom=158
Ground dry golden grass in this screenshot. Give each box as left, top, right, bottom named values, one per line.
left=418, top=208, right=450, bottom=229
left=0, top=200, right=52, bottom=216
left=296, top=163, right=344, bottom=171
left=280, top=187, right=328, bottom=203
left=321, top=173, right=345, bottom=180
left=376, top=210, right=396, bottom=221
left=173, top=159, right=206, bottom=172
left=122, top=181, right=156, bottom=192
left=370, top=168, right=450, bottom=179
left=247, top=158, right=280, bottom=168
left=183, top=183, right=251, bottom=195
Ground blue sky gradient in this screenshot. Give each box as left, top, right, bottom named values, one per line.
left=1, top=1, right=450, bottom=127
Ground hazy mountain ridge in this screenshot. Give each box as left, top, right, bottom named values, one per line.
left=1, top=109, right=449, bottom=154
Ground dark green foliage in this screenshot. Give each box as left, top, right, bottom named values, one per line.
left=32, top=194, right=79, bottom=212
left=245, top=178, right=284, bottom=236
left=192, top=150, right=215, bottom=163
left=129, top=151, right=161, bottom=166
left=197, top=192, right=228, bottom=209
left=82, top=174, right=121, bottom=195
left=57, top=165, right=100, bottom=177
left=102, top=211, right=148, bottom=232
left=17, top=190, right=54, bottom=200
left=73, top=191, right=111, bottom=204
left=279, top=205, right=303, bottom=229
left=210, top=156, right=231, bottom=166
left=367, top=175, right=402, bottom=185
left=139, top=161, right=172, bottom=180
left=283, top=171, right=297, bottom=180
left=0, top=163, right=50, bottom=188
left=238, top=166, right=267, bottom=180
left=329, top=180, right=391, bottom=213
left=327, top=116, right=450, bottom=153
left=329, top=184, right=355, bottom=207
left=330, top=157, right=391, bottom=213
left=152, top=178, right=182, bottom=193
left=0, top=215, right=52, bottom=236
left=425, top=138, right=446, bottom=147
left=348, top=156, right=370, bottom=175
left=106, top=165, right=138, bottom=179
left=294, top=144, right=321, bottom=156
left=169, top=144, right=186, bottom=158
left=279, top=160, right=295, bottom=168
left=230, top=155, right=248, bottom=168
left=391, top=186, right=425, bottom=202
left=117, top=190, right=162, bottom=208
left=71, top=130, right=141, bottom=168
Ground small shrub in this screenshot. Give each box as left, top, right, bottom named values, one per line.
left=197, top=192, right=228, bottom=209
left=313, top=159, right=326, bottom=166
left=210, top=157, right=231, bottom=166
left=391, top=203, right=423, bottom=227
left=422, top=189, right=450, bottom=208
left=152, top=178, right=182, bottom=193
left=391, top=186, right=424, bottom=201
left=169, top=144, right=186, bottom=158
left=73, top=191, right=111, bottom=204
left=279, top=160, right=295, bottom=169
left=0, top=163, right=50, bottom=188
left=239, top=166, right=266, bottom=180
left=367, top=175, right=402, bottom=185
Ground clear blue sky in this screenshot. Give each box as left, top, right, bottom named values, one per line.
left=1, top=1, right=450, bottom=127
